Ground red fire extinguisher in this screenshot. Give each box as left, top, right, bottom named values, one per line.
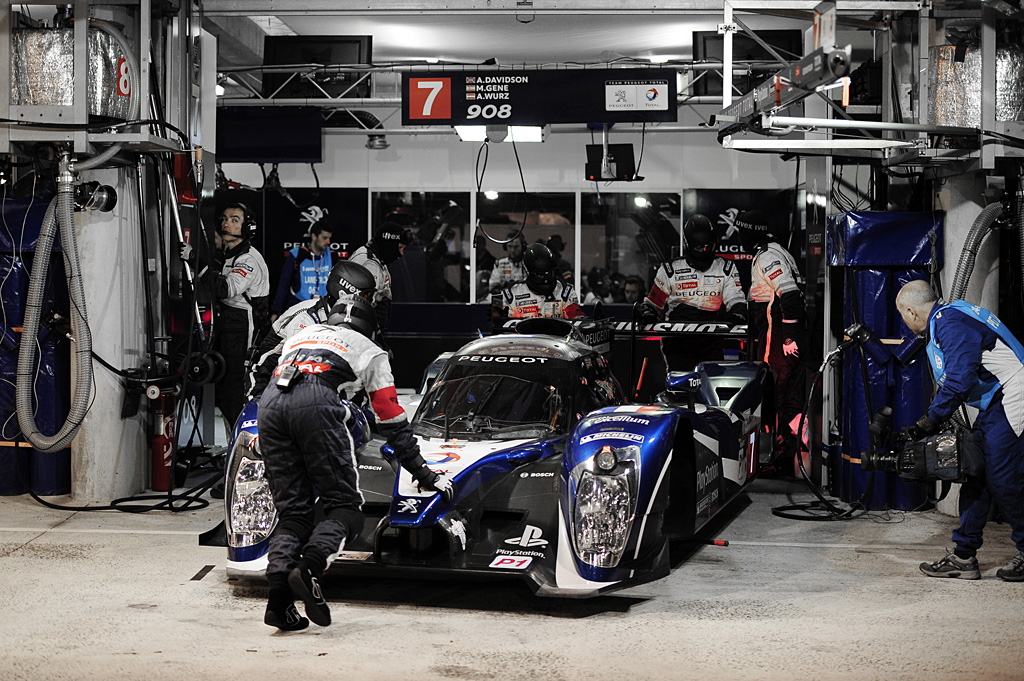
left=151, top=394, right=176, bottom=491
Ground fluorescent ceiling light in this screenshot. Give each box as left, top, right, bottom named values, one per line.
left=454, top=125, right=545, bottom=143
left=484, top=190, right=500, bottom=200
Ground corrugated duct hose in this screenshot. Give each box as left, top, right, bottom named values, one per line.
left=15, top=149, right=121, bottom=452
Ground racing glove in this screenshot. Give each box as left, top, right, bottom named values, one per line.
left=903, top=415, right=939, bottom=441
left=638, top=301, right=661, bottom=325
left=722, top=304, right=748, bottom=327
left=412, top=464, right=457, bottom=504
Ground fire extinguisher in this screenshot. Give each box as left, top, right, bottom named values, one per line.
left=151, top=393, right=176, bottom=491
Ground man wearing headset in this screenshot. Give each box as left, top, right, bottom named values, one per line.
left=206, top=203, right=270, bottom=433
left=488, top=230, right=527, bottom=294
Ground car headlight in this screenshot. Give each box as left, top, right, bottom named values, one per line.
left=226, top=431, right=277, bottom=548
left=571, top=445, right=639, bottom=568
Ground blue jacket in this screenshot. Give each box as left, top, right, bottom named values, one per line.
left=925, top=300, right=1024, bottom=423
left=272, top=245, right=337, bottom=314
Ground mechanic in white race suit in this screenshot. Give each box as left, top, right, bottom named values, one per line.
left=259, top=296, right=456, bottom=631
left=205, top=202, right=270, bottom=433
left=735, top=209, right=808, bottom=473
left=641, top=214, right=747, bottom=368
left=348, top=215, right=412, bottom=332
left=488, top=230, right=528, bottom=294
left=244, top=260, right=377, bottom=402
left=492, top=242, right=584, bottom=327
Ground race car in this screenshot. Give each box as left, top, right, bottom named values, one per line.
left=218, top=321, right=775, bottom=597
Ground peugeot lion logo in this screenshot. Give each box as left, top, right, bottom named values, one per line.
left=505, top=525, right=548, bottom=548
left=398, top=499, right=420, bottom=513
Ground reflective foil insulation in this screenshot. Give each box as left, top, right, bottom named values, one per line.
left=10, top=28, right=132, bottom=120
left=928, top=43, right=1024, bottom=127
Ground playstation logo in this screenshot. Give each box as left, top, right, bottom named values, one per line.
left=505, top=525, right=548, bottom=548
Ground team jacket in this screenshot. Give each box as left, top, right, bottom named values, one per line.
left=926, top=301, right=1024, bottom=435
left=245, top=298, right=327, bottom=400
left=647, top=256, right=745, bottom=318
left=214, top=242, right=270, bottom=343
left=272, top=245, right=336, bottom=313
left=499, top=280, right=584, bottom=319
left=488, top=256, right=527, bottom=292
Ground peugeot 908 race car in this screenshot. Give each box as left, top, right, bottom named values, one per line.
left=219, top=326, right=775, bottom=597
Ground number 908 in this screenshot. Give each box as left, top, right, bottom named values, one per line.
left=466, top=104, right=512, bottom=120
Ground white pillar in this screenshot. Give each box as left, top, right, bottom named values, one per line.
left=71, top=166, right=149, bottom=502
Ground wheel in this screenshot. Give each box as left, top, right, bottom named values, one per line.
left=208, top=350, right=228, bottom=384
left=186, top=352, right=217, bottom=385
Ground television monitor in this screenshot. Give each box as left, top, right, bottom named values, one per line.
left=262, top=35, right=372, bottom=99
left=585, top=144, right=636, bottom=182
left=216, top=106, right=323, bottom=163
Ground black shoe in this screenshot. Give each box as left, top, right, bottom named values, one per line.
left=288, top=566, right=331, bottom=626
left=264, top=602, right=309, bottom=631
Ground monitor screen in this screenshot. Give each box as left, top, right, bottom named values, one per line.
left=262, top=35, right=372, bottom=99
left=216, top=106, right=323, bottom=164
left=585, top=143, right=636, bottom=181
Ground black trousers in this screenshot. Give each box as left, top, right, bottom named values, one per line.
left=259, top=378, right=365, bottom=580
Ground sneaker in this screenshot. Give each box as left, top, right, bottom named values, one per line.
left=996, top=550, right=1024, bottom=582
left=264, top=602, right=309, bottom=631
left=288, top=566, right=331, bottom=626
left=919, top=549, right=981, bottom=580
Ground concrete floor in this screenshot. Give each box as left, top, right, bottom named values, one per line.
left=1, top=479, right=1022, bottom=681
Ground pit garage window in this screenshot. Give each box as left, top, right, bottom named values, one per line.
left=580, top=192, right=682, bottom=308
left=373, top=191, right=471, bottom=303
left=475, top=191, right=575, bottom=302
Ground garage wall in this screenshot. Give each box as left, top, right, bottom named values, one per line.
left=220, top=107, right=797, bottom=198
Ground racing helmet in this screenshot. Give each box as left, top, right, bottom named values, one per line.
left=524, top=242, right=558, bottom=295
left=325, top=260, right=376, bottom=308
left=327, top=297, right=378, bottom=338
left=371, top=216, right=412, bottom=265
left=735, top=209, right=772, bottom=254
left=683, top=214, right=718, bottom=271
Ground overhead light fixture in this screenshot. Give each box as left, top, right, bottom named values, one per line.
left=634, top=196, right=649, bottom=208
left=454, top=125, right=546, bottom=143
left=366, top=134, right=390, bottom=150
left=215, top=83, right=225, bottom=96
left=484, top=190, right=499, bottom=200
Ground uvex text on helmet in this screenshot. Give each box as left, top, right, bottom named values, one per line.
left=524, top=242, right=557, bottom=295
left=372, top=221, right=412, bottom=264
left=326, top=261, right=376, bottom=307
left=683, top=214, right=718, bottom=270
left=327, top=297, right=377, bottom=338
left=735, top=209, right=771, bottom=254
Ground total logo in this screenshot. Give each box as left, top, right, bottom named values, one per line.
left=646, top=88, right=659, bottom=101
left=423, top=452, right=461, bottom=465
left=505, top=525, right=548, bottom=548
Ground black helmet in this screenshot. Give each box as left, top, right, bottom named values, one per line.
left=371, top=219, right=412, bottom=264
left=524, top=242, right=557, bottom=295
left=683, top=214, right=718, bottom=271
left=327, top=297, right=377, bottom=338
left=735, top=210, right=772, bottom=254
left=325, top=261, right=376, bottom=308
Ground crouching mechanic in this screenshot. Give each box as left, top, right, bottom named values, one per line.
left=245, top=260, right=377, bottom=402
left=897, top=280, right=1024, bottom=582
left=492, top=242, right=584, bottom=329
left=259, top=296, right=456, bottom=630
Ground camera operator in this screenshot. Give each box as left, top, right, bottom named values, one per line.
left=259, top=296, right=456, bottom=630
left=896, top=279, right=1024, bottom=581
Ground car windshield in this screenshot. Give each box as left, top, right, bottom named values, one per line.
left=414, top=372, right=569, bottom=440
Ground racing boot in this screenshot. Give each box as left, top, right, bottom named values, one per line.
left=264, top=588, right=309, bottom=631
left=288, top=563, right=331, bottom=626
